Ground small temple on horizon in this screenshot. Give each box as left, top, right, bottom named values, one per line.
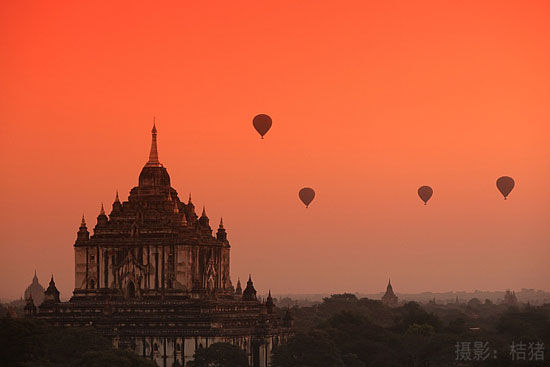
left=30, top=124, right=292, bottom=367
left=381, top=279, right=399, bottom=307
left=23, top=271, right=45, bottom=306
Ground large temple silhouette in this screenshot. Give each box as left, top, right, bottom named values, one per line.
left=32, top=124, right=292, bottom=367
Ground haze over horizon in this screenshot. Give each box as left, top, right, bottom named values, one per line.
left=4, top=270, right=549, bottom=303
left=1, top=1, right=549, bottom=300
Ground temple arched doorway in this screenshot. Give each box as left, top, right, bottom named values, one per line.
left=127, top=281, right=136, bottom=298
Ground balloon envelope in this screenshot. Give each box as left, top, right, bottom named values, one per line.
left=496, top=176, right=515, bottom=199
left=298, top=187, right=315, bottom=208
left=418, top=186, right=433, bottom=205
left=253, top=114, right=272, bottom=139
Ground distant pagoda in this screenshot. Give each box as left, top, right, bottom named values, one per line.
left=24, top=271, right=45, bottom=306
left=381, top=279, right=399, bottom=307
left=35, top=123, right=292, bottom=367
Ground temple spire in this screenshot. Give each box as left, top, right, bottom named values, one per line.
left=242, top=274, right=257, bottom=301
left=382, top=278, right=398, bottom=307
left=77, top=214, right=90, bottom=241
left=146, top=118, right=161, bottom=167
left=96, top=203, right=108, bottom=227
left=44, top=274, right=60, bottom=304
left=198, top=205, right=210, bottom=228
left=112, top=191, right=122, bottom=213
left=216, top=217, right=227, bottom=242
left=266, top=290, right=274, bottom=313
left=235, top=278, right=242, bottom=295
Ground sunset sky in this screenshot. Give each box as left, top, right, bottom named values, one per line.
left=1, top=0, right=549, bottom=300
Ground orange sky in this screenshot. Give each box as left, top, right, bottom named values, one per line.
left=1, top=0, right=549, bottom=300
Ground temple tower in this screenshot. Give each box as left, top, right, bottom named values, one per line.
left=381, top=278, right=399, bottom=307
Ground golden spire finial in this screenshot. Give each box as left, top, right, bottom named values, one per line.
left=81, top=214, right=86, bottom=227
left=219, top=217, right=224, bottom=228
left=146, top=118, right=161, bottom=167
left=115, top=190, right=120, bottom=203
left=100, top=203, right=105, bottom=216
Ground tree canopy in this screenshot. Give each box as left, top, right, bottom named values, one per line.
left=187, top=342, right=248, bottom=367
left=272, top=294, right=550, bottom=367
left=0, top=318, right=155, bottom=367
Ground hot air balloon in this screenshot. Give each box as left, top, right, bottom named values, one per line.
left=253, top=114, right=272, bottom=139
left=496, top=176, right=515, bottom=200
left=417, top=186, right=433, bottom=205
left=298, top=187, right=315, bottom=208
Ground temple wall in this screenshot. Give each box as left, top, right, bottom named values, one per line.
left=183, top=337, right=195, bottom=362
left=74, top=247, right=87, bottom=289
left=74, top=243, right=232, bottom=295
left=222, top=248, right=231, bottom=289
left=88, top=247, right=98, bottom=289
left=175, top=246, right=192, bottom=290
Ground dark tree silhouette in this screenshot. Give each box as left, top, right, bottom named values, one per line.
left=0, top=317, right=155, bottom=367
left=187, top=342, right=248, bottom=367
